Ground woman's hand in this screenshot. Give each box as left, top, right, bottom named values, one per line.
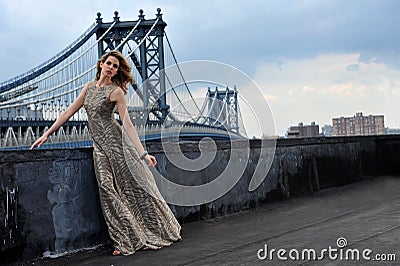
left=144, top=154, right=157, bottom=167
left=30, top=134, right=48, bottom=150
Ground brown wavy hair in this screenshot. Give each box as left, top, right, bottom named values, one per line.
left=95, top=50, right=134, bottom=93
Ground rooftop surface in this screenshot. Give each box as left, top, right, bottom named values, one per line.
left=14, top=175, right=400, bottom=266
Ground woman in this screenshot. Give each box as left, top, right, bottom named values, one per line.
left=30, top=50, right=181, bottom=255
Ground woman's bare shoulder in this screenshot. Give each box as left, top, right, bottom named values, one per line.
left=82, top=81, right=96, bottom=92
left=110, top=84, right=125, bottom=94
left=85, top=81, right=96, bottom=89
left=109, top=85, right=125, bottom=102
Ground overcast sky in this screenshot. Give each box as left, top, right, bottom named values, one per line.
left=0, top=0, right=399, bottom=135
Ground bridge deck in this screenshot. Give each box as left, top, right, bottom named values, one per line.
left=23, top=175, right=400, bottom=265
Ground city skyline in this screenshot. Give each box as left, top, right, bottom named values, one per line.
left=0, top=0, right=399, bottom=136
left=286, top=111, right=387, bottom=137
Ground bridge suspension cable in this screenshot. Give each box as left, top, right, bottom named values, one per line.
left=0, top=10, right=243, bottom=147
left=0, top=21, right=119, bottom=106
left=165, top=33, right=201, bottom=113
left=0, top=19, right=145, bottom=109
left=0, top=22, right=98, bottom=93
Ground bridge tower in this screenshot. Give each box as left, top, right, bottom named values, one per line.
left=207, top=87, right=239, bottom=134
left=95, top=9, right=169, bottom=123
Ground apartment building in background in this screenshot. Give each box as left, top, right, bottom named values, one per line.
left=287, top=121, right=320, bottom=138
left=332, top=112, right=384, bottom=136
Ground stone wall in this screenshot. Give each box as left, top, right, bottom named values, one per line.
left=1, top=135, right=399, bottom=262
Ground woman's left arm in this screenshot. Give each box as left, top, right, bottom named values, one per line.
left=110, top=87, right=157, bottom=167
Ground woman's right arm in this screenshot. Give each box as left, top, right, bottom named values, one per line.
left=30, top=83, right=90, bottom=149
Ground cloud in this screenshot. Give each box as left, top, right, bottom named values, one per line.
left=329, top=83, right=367, bottom=96
left=264, top=94, right=278, bottom=101
left=1, top=0, right=400, bottom=81
left=0, top=0, right=399, bottom=136
left=302, top=86, right=319, bottom=93
left=347, top=64, right=360, bottom=71
left=253, top=53, right=400, bottom=135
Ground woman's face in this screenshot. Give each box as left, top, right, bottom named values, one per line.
left=100, top=55, right=119, bottom=79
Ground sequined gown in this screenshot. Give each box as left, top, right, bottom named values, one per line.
left=83, top=81, right=181, bottom=255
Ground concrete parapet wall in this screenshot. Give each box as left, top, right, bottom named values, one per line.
left=1, top=135, right=399, bottom=262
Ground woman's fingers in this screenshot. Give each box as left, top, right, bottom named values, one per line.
left=30, top=136, right=47, bottom=150
left=30, top=140, right=39, bottom=150
left=145, top=155, right=157, bottom=167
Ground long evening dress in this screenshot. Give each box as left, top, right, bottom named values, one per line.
left=83, top=81, right=181, bottom=255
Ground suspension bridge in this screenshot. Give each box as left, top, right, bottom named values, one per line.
left=0, top=9, right=246, bottom=150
